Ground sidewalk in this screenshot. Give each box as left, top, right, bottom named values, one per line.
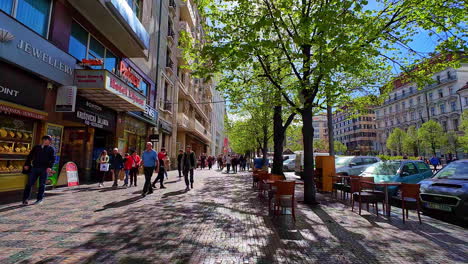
left=0, top=169, right=466, bottom=263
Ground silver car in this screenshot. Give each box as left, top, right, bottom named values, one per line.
left=335, top=156, right=381, bottom=176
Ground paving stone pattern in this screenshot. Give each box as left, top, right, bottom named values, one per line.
left=0, top=169, right=467, bottom=264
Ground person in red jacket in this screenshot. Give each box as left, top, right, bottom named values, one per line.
left=126, top=151, right=141, bottom=187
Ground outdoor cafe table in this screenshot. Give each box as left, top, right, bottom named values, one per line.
left=361, top=181, right=401, bottom=217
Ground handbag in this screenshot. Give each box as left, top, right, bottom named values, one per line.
left=100, top=163, right=110, bottom=172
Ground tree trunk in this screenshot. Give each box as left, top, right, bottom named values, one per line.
left=262, top=124, right=268, bottom=166
left=301, top=106, right=317, bottom=204
left=327, top=102, right=335, bottom=156
left=272, top=105, right=285, bottom=176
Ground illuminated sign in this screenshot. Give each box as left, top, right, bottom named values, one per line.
left=119, top=61, right=141, bottom=88
left=80, top=59, right=104, bottom=66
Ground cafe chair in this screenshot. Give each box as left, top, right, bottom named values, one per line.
left=257, top=173, right=271, bottom=197
left=391, top=183, right=422, bottom=224
left=350, top=178, right=385, bottom=216
left=360, top=177, right=386, bottom=212
left=272, top=181, right=296, bottom=221
left=332, top=174, right=345, bottom=199
left=342, top=175, right=360, bottom=201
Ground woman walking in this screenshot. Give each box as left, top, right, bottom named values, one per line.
left=129, top=151, right=141, bottom=187
left=97, top=150, right=109, bottom=187
left=122, top=153, right=131, bottom=187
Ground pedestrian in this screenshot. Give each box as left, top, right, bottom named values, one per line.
left=141, top=142, right=159, bottom=196
left=109, top=148, right=124, bottom=188
left=207, top=155, right=213, bottom=170
left=200, top=153, right=206, bottom=170
left=22, top=135, right=55, bottom=205
left=232, top=155, right=239, bottom=173
left=403, top=154, right=408, bottom=160
left=152, top=148, right=167, bottom=189
left=181, top=145, right=196, bottom=191
left=429, top=155, right=440, bottom=171
left=177, top=149, right=184, bottom=178
left=164, top=153, right=170, bottom=179
left=217, top=155, right=223, bottom=170
left=97, top=150, right=110, bottom=188
left=225, top=154, right=232, bottom=173
left=239, top=155, right=246, bottom=171
left=447, top=153, right=453, bottom=164
left=122, top=153, right=131, bottom=187
left=129, top=151, right=141, bottom=187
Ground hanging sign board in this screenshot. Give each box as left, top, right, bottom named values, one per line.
left=55, top=86, right=77, bottom=112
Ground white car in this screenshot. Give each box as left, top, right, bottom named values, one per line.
left=283, top=159, right=296, bottom=171
left=335, top=156, right=381, bottom=176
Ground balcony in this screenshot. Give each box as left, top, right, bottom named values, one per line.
left=166, top=58, right=174, bottom=75
left=67, top=0, right=149, bottom=57
left=169, top=0, right=176, bottom=13
left=180, top=0, right=196, bottom=27
left=177, top=113, right=191, bottom=130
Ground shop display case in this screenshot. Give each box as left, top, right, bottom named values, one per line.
left=0, top=116, right=35, bottom=174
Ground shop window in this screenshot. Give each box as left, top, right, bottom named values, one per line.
left=0, top=0, right=13, bottom=14
left=3, top=0, right=51, bottom=38
left=68, top=22, right=120, bottom=74
left=88, top=37, right=105, bottom=69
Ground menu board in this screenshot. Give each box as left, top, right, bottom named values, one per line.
left=46, top=123, right=63, bottom=185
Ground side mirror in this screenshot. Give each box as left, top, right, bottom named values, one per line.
left=401, top=172, right=410, bottom=177
left=349, top=163, right=357, bottom=167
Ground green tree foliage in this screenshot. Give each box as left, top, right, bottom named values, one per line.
left=418, top=120, right=444, bottom=156
left=196, top=0, right=466, bottom=204
left=460, top=110, right=468, bottom=153
left=402, top=126, right=419, bottom=156
left=334, top=141, right=347, bottom=154
left=442, top=131, right=461, bottom=154
left=313, top=139, right=328, bottom=152
left=386, top=128, right=406, bottom=155
left=285, top=125, right=302, bottom=151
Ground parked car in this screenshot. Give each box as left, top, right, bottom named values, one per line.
left=294, top=151, right=329, bottom=175
left=283, top=159, right=295, bottom=172
left=419, top=160, right=468, bottom=221
left=335, top=156, right=381, bottom=176
left=360, top=160, right=433, bottom=195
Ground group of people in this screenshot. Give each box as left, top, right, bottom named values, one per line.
left=196, top=153, right=216, bottom=170
left=22, top=135, right=201, bottom=205
left=216, top=154, right=248, bottom=174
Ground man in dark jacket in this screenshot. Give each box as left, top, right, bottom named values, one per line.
left=181, top=145, right=196, bottom=191
left=109, top=148, right=124, bottom=187
left=177, top=149, right=184, bottom=178
left=22, top=135, right=55, bottom=205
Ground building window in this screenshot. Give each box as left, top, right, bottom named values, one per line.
left=409, top=98, right=413, bottom=106
left=447, top=71, right=452, bottom=79
left=126, top=0, right=143, bottom=19
left=402, top=89, right=405, bottom=96
left=396, top=104, right=399, bottom=111
left=436, top=75, right=441, bottom=83
left=68, top=21, right=120, bottom=74
left=2, top=0, right=52, bottom=38
left=450, top=101, right=457, bottom=112
left=428, top=92, right=433, bottom=100
left=417, top=96, right=421, bottom=104
left=409, top=87, right=414, bottom=93
left=430, top=107, right=435, bottom=116
left=411, top=111, right=415, bottom=120
left=453, top=119, right=459, bottom=131
left=440, top=104, right=445, bottom=114
left=438, top=89, right=443, bottom=98
left=402, top=102, right=405, bottom=109
left=442, top=121, right=447, bottom=132
left=465, top=97, right=468, bottom=106
left=448, top=86, right=454, bottom=95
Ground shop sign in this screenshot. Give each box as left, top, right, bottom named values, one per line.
left=144, top=105, right=157, bottom=121
left=0, top=62, right=47, bottom=110
left=0, top=12, right=76, bottom=85
left=149, top=134, right=159, bottom=143
left=159, top=119, right=173, bottom=134
left=55, top=86, right=77, bottom=112
left=80, top=59, right=103, bottom=66
left=74, top=70, right=146, bottom=111
left=66, top=162, right=79, bottom=187
left=0, top=100, right=47, bottom=120
left=64, top=97, right=116, bottom=132
left=119, top=61, right=141, bottom=88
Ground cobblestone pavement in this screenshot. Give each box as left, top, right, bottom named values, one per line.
left=0, top=169, right=467, bottom=264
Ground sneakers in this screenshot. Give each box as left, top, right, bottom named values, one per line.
left=148, top=191, right=154, bottom=195
left=122, top=183, right=128, bottom=187
left=185, top=186, right=190, bottom=191
left=22, top=200, right=28, bottom=206
left=160, top=186, right=166, bottom=189
left=191, top=183, right=194, bottom=189
left=98, top=183, right=103, bottom=188
left=142, top=192, right=146, bottom=197
left=34, top=200, right=43, bottom=205
left=112, top=184, right=118, bottom=188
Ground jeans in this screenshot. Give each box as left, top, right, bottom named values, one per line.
left=98, top=171, right=107, bottom=183
left=112, top=169, right=121, bottom=186
left=143, top=167, right=154, bottom=194
left=183, top=168, right=194, bottom=187
left=178, top=163, right=182, bottom=177
left=23, top=167, right=47, bottom=202
left=226, top=164, right=231, bottom=173
left=152, top=167, right=165, bottom=187
left=130, top=168, right=138, bottom=186
left=124, top=169, right=130, bottom=185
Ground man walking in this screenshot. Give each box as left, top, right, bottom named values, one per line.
left=141, top=142, right=159, bottom=197
left=152, top=148, right=167, bottom=189
left=177, top=149, right=184, bottom=178
left=181, top=145, right=196, bottom=191
left=22, top=135, right=55, bottom=205
left=429, top=155, right=441, bottom=172
left=109, top=148, right=124, bottom=188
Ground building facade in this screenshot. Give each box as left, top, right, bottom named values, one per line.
left=332, top=109, right=377, bottom=155
left=210, top=88, right=226, bottom=156
left=313, top=114, right=328, bottom=141
left=374, top=64, right=468, bottom=154
left=0, top=0, right=159, bottom=193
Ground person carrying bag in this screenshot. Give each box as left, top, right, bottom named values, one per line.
left=97, top=150, right=109, bottom=187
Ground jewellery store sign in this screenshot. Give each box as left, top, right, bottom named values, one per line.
left=0, top=12, right=76, bottom=85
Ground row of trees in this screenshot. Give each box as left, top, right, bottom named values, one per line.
left=189, top=0, right=466, bottom=204
left=386, top=111, right=468, bottom=156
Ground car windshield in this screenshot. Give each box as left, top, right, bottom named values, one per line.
left=363, top=161, right=401, bottom=176
left=336, top=157, right=354, bottom=166
left=433, top=162, right=468, bottom=180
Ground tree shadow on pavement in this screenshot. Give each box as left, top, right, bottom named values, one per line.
left=94, top=196, right=144, bottom=212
